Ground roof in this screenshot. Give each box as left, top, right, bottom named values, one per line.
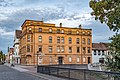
left=92, top=42, right=109, bottom=50
left=15, top=30, right=22, bottom=39
left=21, top=19, right=92, bottom=30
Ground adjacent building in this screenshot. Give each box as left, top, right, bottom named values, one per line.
left=13, top=30, right=22, bottom=64
left=92, top=42, right=109, bottom=63
left=19, top=20, right=92, bottom=65
left=6, top=48, right=14, bottom=64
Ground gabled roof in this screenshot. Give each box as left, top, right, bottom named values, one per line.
left=92, top=42, right=109, bottom=50
left=15, top=30, right=22, bottom=39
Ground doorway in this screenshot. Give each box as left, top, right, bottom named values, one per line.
left=88, top=57, right=91, bottom=64
left=58, top=57, right=63, bottom=65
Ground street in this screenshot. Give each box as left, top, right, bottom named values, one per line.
left=0, top=65, right=44, bottom=80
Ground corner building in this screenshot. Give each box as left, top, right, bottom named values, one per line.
left=20, top=20, right=92, bottom=65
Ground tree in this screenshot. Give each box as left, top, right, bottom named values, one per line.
left=89, top=0, right=120, bottom=71
left=0, top=51, right=6, bottom=62
left=0, top=51, right=3, bottom=62
left=89, top=0, right=120, bottom=32
left=105, top=34, right=120, bottom=71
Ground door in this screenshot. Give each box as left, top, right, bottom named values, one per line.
left=58, top=57, right=63, bottom=65
left=88, top=57, right=91, bottom=64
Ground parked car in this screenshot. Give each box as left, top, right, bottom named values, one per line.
left=0, top=61, right=5, bottom=65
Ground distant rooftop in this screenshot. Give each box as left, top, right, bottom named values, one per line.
left=92, top=42, right=109, bottom=50
left=15, top=30, right=22, bottom=39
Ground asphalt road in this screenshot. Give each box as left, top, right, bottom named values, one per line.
left=0, top=65, right=45, bottom=80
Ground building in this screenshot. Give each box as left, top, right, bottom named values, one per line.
left=19, top=20, right=92, bottom=65
left=8, top=48, right=14, bottom=64
left=13, top=30, right=22, bottom=64
left=92, top=42, right=109, bottom=63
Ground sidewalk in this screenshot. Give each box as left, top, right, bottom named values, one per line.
left=5, top=63, right=67, bottom=80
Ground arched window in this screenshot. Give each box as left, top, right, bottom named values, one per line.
left=27, top=44, right=30, bottom=52
left=69, top=57, right=72, bottom=62
left=68, top=37, right=72, bottom=44
left=57, top=37, right=60, bottom=43
left=49, top=36, right=52, bottom=43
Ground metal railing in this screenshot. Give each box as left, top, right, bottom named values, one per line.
left=37, top=65, right=120, bottom=80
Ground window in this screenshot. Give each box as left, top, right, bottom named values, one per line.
left=49, top=56, right=52, bottom=64
left=88, top=47, right=90, bottom=53
left=68, top=30, right=72, bottom=34
left=68, top=37, right=72, bottom=44
left=83, top=57, right=86, bottom=63
left=61, top=30, right=64, bottom=33
left=76, top=38, right=79, bottom=44
left=49, top=46, right=52, bottom=53
left=57, top=29, right=60, bottom=33
left=38, top=46, right=42, bottom=52
left=87, top=38, right=90, bottom=44
left=49, top=28, right=52, bottom=33
left=38, top=28, right=42, bottom=32
left=77, top=57, right=80, bottom=62
left=49, top=36, right=52, bottom=43
left=77, top=47, right=80, bottom=53
left=76, top=31, right=79, bottom=34
left=69, top=47, right=72, bottom=53
left=102, top=50, right=104, bottom=55
left=94, top=50, right=96, bottom=55
left=98, top=50, right=101, bottom=55
left=28, top=28, right=32, bottom=32
left=38, top=36, right=42, bottom=42
left=61, top=46, right=64, bottom=53
left=82, top=31, right=85, bottom=35
left=69, top=57, right=72, bottom=62
left=27, top=45, right=30, bottom=52
left=57, top=37, right=60, bottom=43
left=82, top=38, right=86, bottom=44
left=61, top=37, right=64, bottom=43
left=83, top=47, right=86, bottom=53
left=57, top=46, right=60, bottom=52
left=27, top=35, right=30, bottom=42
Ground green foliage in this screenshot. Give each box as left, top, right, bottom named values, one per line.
left=89, top=0, right=120, bottom=32
left=105, top=34, right=120, bottom=71
left=89, top=0, right=120, bottom=71
left=0, top=51, right=5, bottom=62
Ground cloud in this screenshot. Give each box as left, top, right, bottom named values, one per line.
left=0, top=0, right=14, bottom=7
left=0, top=27, right=14, bottom=37
left=46, top=12, right=94, bottom=27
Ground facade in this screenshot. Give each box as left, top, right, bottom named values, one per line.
left=13, top=30, right=22, bottom=64
left=8, top=48, right=14, bottom=64
left=92, top=43, right=109, bottom=63
left=19, top=20, right=92, bottom=65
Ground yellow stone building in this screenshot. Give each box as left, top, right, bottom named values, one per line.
left=19, top=20, right=92, bottom=65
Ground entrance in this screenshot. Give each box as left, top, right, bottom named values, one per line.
left=58, top=57, right=63, bottom=65
left=88, top=57, right=91, bottom=64
left=26, top=55, right=32, bottom=65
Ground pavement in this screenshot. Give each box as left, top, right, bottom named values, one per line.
left=0, top=65, right=43, bottom=80
left=4, top=63, right=67, bottom=80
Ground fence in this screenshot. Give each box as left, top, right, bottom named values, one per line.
left=37, top=65, right=120, bottom=80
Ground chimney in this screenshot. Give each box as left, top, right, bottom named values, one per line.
left=79, top=24, right=82, bottom=28
left=60, top=23, right=62, bottom=27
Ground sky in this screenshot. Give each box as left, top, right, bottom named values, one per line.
left=0, top=0, right=115, bottom=54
